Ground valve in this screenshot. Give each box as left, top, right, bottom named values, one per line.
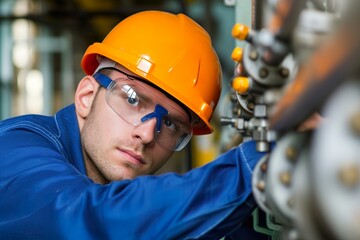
left=232, top=76, right=250, bottom=94
left=232, top=23, right=251, bottom=41
left=231, top=47, right=243, bottom=63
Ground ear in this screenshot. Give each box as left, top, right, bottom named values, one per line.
left=74, top=76, right=99, bottom=119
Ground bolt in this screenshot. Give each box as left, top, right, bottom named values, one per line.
left=338, top=164, right=359, bottom=188
left=256, top=180, right=266, bottom=192
left=259, top=67, right=269, bottom=78
left=285, top=147, right=298, bottom=162
left=220, top=117, right=233, bottom=126
left=247, top=102, right=255, bottom=110
left=279, top=67, right=289, bottom=78
left=279, top=171, right=292, bottom=186
left=249, top=50, right=259, bottom=61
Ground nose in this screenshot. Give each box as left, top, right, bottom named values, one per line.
left=132, top=118, right=158, bottom=145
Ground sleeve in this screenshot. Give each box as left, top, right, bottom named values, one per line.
left=0, top=129, right=265, bottom=240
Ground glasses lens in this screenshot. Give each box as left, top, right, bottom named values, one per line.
left=106, top=80, right=192, bottom=151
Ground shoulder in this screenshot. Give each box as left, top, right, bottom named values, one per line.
left=0, top=111, right=66, bottom=156
left=0, top=113, right=57, bottom=139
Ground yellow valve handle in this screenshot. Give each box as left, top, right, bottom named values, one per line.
left=231, top=47, right=243, bottom=62
left=232, top=23, right=250, bottom=40
left=232, top=76, right=250, bottom=94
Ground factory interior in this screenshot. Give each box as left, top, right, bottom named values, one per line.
left=0, top=0, right=359, bottom=239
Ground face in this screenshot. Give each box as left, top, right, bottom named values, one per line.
left=77, top=65, right=191, bottom=183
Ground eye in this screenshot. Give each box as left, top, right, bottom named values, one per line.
left=122, top=85, right=140, bottom=106
left=127, top=96, right=139, bottom=106
left=163, top=117, right=176, bottom=131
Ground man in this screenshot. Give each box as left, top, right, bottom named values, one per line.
left=0, top=11, right=266, bottom=239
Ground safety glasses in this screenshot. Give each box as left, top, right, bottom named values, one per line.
left=93, top=71, right=193, bottom=151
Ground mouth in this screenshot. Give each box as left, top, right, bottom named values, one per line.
left=118, top=148, right=146, bottom=166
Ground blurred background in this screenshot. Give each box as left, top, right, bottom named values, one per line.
left=2, top=1, right=360, bottom=239
left=0, top=0, right=247, bottom=173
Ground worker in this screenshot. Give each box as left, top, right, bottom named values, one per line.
left=0, top=11, right=267, bottom=239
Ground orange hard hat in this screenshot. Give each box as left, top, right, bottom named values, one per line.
left=81, top=10, right=222, bottom=135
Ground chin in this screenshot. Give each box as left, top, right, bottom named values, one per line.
left=112, top=172, right=141, bottom=181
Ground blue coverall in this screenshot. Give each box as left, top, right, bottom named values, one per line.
left=0, top=104, right=267, bottom=239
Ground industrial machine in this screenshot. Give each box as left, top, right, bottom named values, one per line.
left=222, top=0, right=360, bottom=239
